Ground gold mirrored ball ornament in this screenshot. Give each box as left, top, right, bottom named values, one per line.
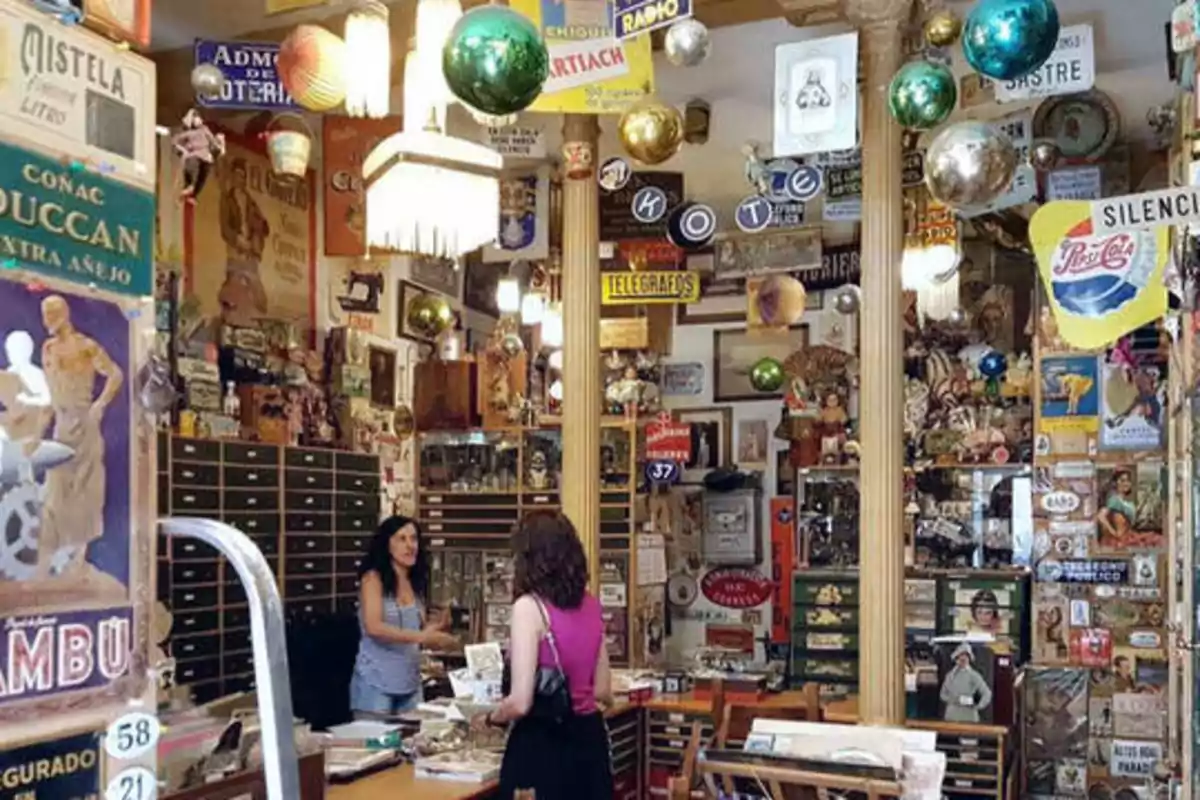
left=617, top=99, right=684, bottom=166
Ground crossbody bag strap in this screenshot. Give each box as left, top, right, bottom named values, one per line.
left=532, top=595, right=566, bottom=675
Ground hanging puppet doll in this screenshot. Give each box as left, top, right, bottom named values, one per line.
left=174, top=108, right=226, bottom=202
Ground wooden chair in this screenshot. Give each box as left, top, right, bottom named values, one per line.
left=695, top=758, right=903, bottom=800
left=667, top=720, right=704, bottom=800
left=716, top=682, right=822, bottom=749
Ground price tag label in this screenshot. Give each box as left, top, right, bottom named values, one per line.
left=105, top=712, right=161, bottom=760
left=106, top=766, right=158, bottom=800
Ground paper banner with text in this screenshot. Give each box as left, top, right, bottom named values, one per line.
left=510, top=0, right=653, bottom=114
left=185, top=132, right=316, bottom=342
left=1030, top=200, right=1168, bottom=350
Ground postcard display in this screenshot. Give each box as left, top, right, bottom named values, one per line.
left=1026, top=308, right=1171, bottom=795
left=0, top=2, right=160, bottom=798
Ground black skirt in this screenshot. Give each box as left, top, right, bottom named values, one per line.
left=498, top=711, right=613, bottom=800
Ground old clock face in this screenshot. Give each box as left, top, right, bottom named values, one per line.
left=1034, top=91, right=1120, bottom=162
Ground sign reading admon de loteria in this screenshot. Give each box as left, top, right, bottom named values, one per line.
left=994, top=24, right=1095, bottom=103
left=1091, top=186, right=1200, bottom=235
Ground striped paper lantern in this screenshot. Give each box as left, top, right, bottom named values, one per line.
left=278, top=24, right=346, bottom=112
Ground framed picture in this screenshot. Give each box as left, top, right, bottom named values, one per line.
left=408, top=256, right=462, bottom=299
left=713, top=326, right=809, bottom=402
left=674, top=407, right=733, bottom=483
left=83, top=0, right=151, bottom=48
left=397, top=281, right=450, bottom=343
left=773, top=32, right=858, bottom=157
left=462, top=254, right=501, bottom=318
left=368, top=343, right=397, bottom=408
left=678, top=250, right=824, bottom=325
left=736, top=419, right=770, bottom=469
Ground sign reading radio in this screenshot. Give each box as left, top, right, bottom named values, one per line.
left=601, top=270, right=700, bottom=305
left=613, top=0, right=692, bottom=40
left=0, top=609, right=133, bottom=702
left=0, top=141, right=154, bottom=296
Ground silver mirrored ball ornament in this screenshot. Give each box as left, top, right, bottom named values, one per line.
left=1029, top=139, right=1061, bottom=171
left=190, top=63, right=226, bottom=99
left=947, top=307, right=969, bottom=326
left=924, top=120, right=1018, bottom=209
left=664, top=18, right=711, bottom=68
left=833, top=285, right=861, bottom=315
left=500, top=332, right=525, bottom=358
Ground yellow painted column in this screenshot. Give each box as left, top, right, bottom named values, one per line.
left=846, top=0, right=912, bottom=726
left=559, top=114, right=602, bottom=576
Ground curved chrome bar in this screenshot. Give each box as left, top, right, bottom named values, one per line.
left=159, top=516, right=300, bottom=800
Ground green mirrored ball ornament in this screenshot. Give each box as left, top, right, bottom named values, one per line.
left=888, top=60, right=957, bottom=131
left=442, top=5, right=549, bottom=118
left=749, top=357, right=785, bottom=393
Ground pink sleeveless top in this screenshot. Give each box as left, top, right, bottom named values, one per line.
left=539, top=593, right=604, bottom=714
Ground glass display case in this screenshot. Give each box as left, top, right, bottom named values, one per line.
left=417, top=430, right=520, bottom=493
left=910, top=465, right=1034, bottom=569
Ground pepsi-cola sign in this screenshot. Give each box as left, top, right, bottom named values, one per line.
left=1049, top=232, right=1156, bottom=318
left=1030, top=199, right=1169, bottom=350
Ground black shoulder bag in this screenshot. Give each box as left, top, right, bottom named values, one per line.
left=501, top=596, right=574, bottom=723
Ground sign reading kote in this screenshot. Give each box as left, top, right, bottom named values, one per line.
left=601, top=270, right=700, bottom=304
left=1091, top=186, right=1200, bottom=234
left=0, top=140, right=154, bottom=295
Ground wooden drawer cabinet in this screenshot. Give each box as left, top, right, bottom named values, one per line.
left=158, top=436, right=379, bottom=698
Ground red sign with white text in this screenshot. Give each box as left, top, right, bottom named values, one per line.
left=645, top=412, right=691, bottom=462
left=701, top=567, right=773, bottom=609
left=770, top=497, right=795, bottom=644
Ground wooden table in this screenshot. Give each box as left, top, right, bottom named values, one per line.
left=327, top=764, right=495, bottom=800
left=324, top=693, right=861, bottom=799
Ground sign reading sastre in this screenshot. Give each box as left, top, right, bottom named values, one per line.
left=601, top=271, right=700, bottom=305
left=1091, top=186, right=1200, bottom=235
left=0, top=140, right=154, bottom=296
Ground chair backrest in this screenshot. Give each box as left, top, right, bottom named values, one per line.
left=716, top=683, right=822, bottom=749
left=668, top=720, right=704, bottom=800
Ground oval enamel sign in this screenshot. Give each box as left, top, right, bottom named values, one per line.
left=700, top=567, right=773, bottom=609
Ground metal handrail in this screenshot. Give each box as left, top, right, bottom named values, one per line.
left=159, top=517, right=301, bottom=799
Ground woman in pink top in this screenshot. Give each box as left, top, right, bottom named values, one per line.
left=482, top=512, right=613, bottom=799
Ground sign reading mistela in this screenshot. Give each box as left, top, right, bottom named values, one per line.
left=602, top=271, right=701, bottom=305
left=0, top=140, right=154, bottom=296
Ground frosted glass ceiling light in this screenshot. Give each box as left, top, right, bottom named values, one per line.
left=362, top=0, right=499, bottom=259
left=521, top=292, right=545, bottom=325
left=497, top=277, right=521, bottom=314
left=344, top=0, right=390, bottom=118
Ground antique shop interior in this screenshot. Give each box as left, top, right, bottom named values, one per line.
left=3, top=0, right=1200, bottom=798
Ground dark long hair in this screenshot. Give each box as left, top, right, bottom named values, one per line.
left=358, top=515, right=429, bottom=602
left=512, top=512, right=588, bottom=610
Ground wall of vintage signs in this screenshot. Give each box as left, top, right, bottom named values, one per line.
left=1027, top=283, right=1170, bottom=795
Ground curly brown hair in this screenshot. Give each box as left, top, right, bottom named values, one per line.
left=512, top=512, right=589, bottom=609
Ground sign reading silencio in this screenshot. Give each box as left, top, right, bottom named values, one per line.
left=0, top=139, right=154, bottom=295
left=601, top=270, right=701, bottom=305
left=700, top=567, right=773, bottom=609
left=1091, top=186, right=1200, bottom=235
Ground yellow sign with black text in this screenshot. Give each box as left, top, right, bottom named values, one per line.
left=602, top=271, right=700, bottom=305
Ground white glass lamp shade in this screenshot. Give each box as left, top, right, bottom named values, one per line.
left=344, top=0, right=390, bottom=118
left=362, top=129, right=502, bottom=258
left=497, top=277, right=521, bottom=314
left=520, top=292, right=545, bottom=325
left=541, top=302, right=563, bottom=349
